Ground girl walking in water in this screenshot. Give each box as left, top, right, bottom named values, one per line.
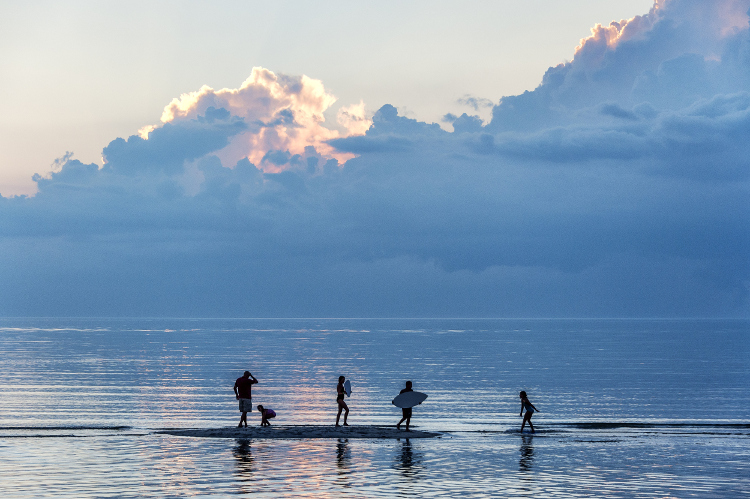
left=519, top=391, right=539, bottom=433
left=336, top=375, right=349, bottom=427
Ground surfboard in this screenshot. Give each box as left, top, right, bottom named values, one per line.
left=344, top=380, right=351, bottom=397
left=392, top=391, right=427, bottom=408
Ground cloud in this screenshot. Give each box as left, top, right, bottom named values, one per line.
left=0, top=1, right=748, bottom=317
left=102, top=107, right=247, bottom=175
left=471, top=91, right=750, bottom=181
left=154, top=67, right=367, bottom=173
left=457, top=95, right=495, bottom=111
left=488, top=0, right=750, bottom=132
left=337, top=100, right=372, bottom=136
left=329, top=104, right=443, bottom=153
left=443, top=113, right=485, bottom=134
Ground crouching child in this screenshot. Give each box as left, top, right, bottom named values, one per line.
left=257, top=405, right=276, bottom=427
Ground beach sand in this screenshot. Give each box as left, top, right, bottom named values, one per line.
left=158, top=425, right=441, bottom=439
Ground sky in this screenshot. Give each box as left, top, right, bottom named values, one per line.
left=1, top=0, right=748, bottom=318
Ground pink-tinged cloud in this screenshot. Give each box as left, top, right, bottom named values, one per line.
left=574, top=6, right=659, bottom=63
left=151, top=67, right=370, bottom=172
left=574, top=0, right=750, bottom=67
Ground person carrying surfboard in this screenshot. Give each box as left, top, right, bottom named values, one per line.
left=257, top=405, right=276, bottom=427
left=392, top=384, right=428, bottom=428
left=519, top=391, right=539, bottom=433
left=336, top=375, right=349, bottom=427
left=397, top=381, right=414, bottom=431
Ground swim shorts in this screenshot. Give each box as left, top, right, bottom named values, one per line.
left=238, top=398, right=252, bottom=412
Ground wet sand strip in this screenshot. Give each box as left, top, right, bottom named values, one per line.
left=158, top=425, right=441, bottom=439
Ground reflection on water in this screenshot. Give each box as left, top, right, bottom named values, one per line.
left=0, top=422, right=748, bottom=497
left=335, top=438, right=352, bottom=490
left=233, top=439, right=254, bottom=496
left=336, top=438, right=351, bottom=471
left=394, top=438, right=423, bottom=480
left=519, top=434, right=534, bottom=473
left=234, top=439, right=253, bottom=474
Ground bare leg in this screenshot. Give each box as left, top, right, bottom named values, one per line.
left=239, top=412, right=247, bottom=427
left=343, top=403, right=349, bottom=425
left=523, top=413, right=534, bottom=433
left=405, top=416, right=411, bottom=432
left=336, top=401, right=346, bottom=426
left=397, top=416, right=406, bottom=429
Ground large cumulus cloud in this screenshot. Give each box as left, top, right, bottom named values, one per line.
left=0, top=0, right=748, bottom=317
left=150, top=67, right=369, bottom=172
left=487, top=0, right=750, bottom=132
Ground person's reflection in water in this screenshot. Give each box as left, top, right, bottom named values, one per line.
left=336, top=438, right=351, bottom=487
left=233, top=438, right=254, bottom=493
left=336, top=438, right=351, bottom=482
left=394, top=438, right=423, bottom=479
left=519, top=434, right=534, bottom=473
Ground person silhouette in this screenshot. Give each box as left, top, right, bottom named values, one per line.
left=519, top=391, right=539, bottom=433
left=396, top=381, right=414, bottom=431
left=336, top=376, right=349, bottom=427
left=233, top=371, right=258, bottom=428
left=257, top=405, right=276, bottom=427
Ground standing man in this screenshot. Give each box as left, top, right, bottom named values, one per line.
left=234, top=371, right=258, bottom=428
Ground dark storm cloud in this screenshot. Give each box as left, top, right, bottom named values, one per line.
left=0, top=0, right=748, bottom=317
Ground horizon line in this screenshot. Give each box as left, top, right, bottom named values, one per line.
left=0, top=316, right=747, bottom=321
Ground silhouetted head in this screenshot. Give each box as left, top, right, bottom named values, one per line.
left=405, top=381, right=412, bottom=388
left=257, top=405, right=264, bottom=411
left=243, top=371, right=250, bottom=377
left=520, top=391, right=527, bottom=398
left=339, top=376, right=345, bottom=383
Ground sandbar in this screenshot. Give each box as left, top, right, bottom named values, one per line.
left=158, top=425, right=441, bottom=439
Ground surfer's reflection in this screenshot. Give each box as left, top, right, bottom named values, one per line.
left=336, top=438, right=351, bottom=473
left=233, top=439, right=254, bottom=488
left=394, top=438, right=423, bottom=479
left=519, top=434, right=534, bottom=472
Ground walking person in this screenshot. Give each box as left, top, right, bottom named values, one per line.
left=336, top=376, right=349, bottom=427
left=396, top=381, right=414, bottom=431
left=519, top=390, right=539, bottom=433
left=234, top=371, right=258, bottom=428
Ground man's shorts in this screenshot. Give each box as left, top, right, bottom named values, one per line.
left=238, top=398, right=252, bottom=412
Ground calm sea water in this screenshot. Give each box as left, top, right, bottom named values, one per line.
left=0, top=318, right=748, bottom=497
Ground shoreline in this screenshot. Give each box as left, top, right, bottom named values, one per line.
left=157, top=425, right=441, bottom=439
